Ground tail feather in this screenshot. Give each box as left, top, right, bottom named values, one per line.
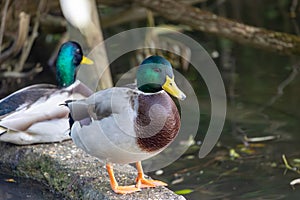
left=63, top=99, right=91, bottom=136
left=60, top=99, right=76, bottom=136
left=68, top=112, right=75, bottom=136
left=0, top=125, right=7, bottom=136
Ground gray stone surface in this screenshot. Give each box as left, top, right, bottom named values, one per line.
left=0, top=140, right=186, bottom=200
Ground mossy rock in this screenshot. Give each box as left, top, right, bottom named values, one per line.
left=0, top=141, right=185, bottom=200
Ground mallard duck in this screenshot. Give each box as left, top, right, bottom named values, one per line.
left=0, top=41, right=94, bottom=144
left=65, top=55, right=186, bottom=194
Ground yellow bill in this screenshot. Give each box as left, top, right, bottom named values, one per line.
left=81, top=56, right=94, bottom=65
left=162, top=76, right=186, bottom=100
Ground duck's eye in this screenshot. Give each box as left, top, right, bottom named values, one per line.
left=169, top=82, right=173, bottom=86
left=153, top=68, right=161, bottom=72
left=76, top=49, right=80, bottom=53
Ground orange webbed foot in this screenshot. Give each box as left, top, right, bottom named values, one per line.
left=136, top=176, right=168, bottom=189
left=111, top=185, right=141, bottom=194
left=135, top=161, right=168, bottom=189
left=107, top=163, right=141, bottom=194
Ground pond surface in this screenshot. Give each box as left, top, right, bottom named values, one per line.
left=148, top=40, right=300, bottom=199
left=144, top=2, right=300, bottom=198
left=0, top=173, right=64, bottom=200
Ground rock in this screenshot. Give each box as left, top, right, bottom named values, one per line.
left=0, top=141, right=186, bottom=200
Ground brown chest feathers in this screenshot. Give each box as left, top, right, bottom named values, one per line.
left=135, top=92, right=180, bottom=152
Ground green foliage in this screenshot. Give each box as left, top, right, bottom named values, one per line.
left=175, top=189, right=194, bottom=195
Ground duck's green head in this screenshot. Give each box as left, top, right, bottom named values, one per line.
left=56, top=41, right=93, bottom=87
left=137, top=55, right=186, bottom=100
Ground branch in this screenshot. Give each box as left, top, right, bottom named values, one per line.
left=0, top=64, right=42, bottom=78
left=97, top=0, right=206, bottom=6
left=100, top=0, right=206, bottom=28
left=15, top=0, right=46, bottom=72
left=84, top=0, right=113, bottom=89
left=0, top=0, right=10, bottom=55
left=0, top=12, right=30, bottom=64
left=133, top=0, right=300, bottom=55
left=101, top=7, right=148, bottom=28
left=99, top=0, right=300, bottom=56
left=259, top=63, right=299, bottom=112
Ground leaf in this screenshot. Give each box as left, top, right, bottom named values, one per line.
left=175, top=189, right=194, bottom=195
left=5, top=178, right=16, bottom=183
left=229, top=149, right=240, bottom=159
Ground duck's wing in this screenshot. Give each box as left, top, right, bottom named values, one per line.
left=67, top=87, right=142, bottom=162
left=0, top=84, right=58, bottom=118
left=0, top=91, right=72, bottom=132
left=67, top=87, right=138, bottom=124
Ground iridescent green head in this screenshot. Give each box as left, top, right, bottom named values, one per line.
left=55, top=41, right=93, bottom=88
left=137, top=55, right=186, bottom=100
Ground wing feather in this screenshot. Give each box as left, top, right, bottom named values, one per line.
left=0, top=84, right=58, bottom=117
left=68, top=87, right=138, bottom=121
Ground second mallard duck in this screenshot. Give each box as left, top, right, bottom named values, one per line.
left=66, top=55, right=186, bottom=194
left=0, top=41, right=93, bottom=144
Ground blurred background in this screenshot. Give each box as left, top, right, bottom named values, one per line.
left=1, top=0, right=300, bottom=199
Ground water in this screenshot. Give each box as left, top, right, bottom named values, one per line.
left=144, top=2, right=300, bottom=198
left=149, top=41, right=300, bottom=199
left=0, top=173, right=64, bottom=200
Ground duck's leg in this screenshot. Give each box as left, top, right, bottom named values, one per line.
left=106, top=163, right=140, bottom=194
left=135, top=161, right=168, bottom=188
